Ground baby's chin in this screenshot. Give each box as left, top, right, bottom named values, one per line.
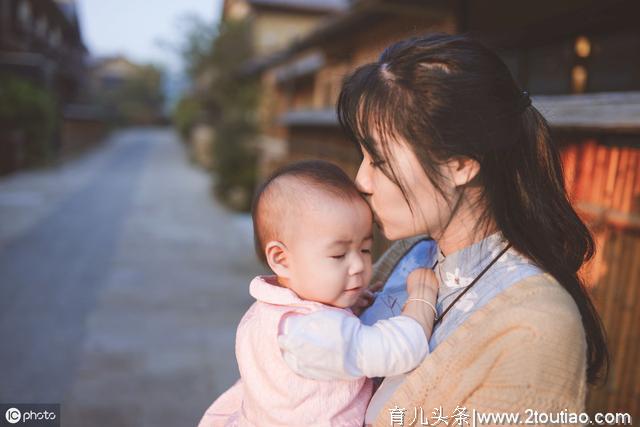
left=320, top=292, right=362, bottom=311
left=342, top=288, right=366, bottom=306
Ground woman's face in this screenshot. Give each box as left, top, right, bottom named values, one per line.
left=354, top=131, right=454, bottom=241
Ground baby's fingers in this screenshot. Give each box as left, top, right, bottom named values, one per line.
left=350, top=290, right=375, bottom=316
left=358, top=289, right=375, bottom=306
left=369, top=280, right=384, bottom=293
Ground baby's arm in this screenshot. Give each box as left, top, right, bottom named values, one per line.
left=277, top=268, right=438, bottom=380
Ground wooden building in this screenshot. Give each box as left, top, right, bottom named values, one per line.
left=223, top=0, right=348, bottom=57
left=187, top=0, right=349, bottom=172
left=0, top=0, right=86, bottom=104
left=0, top=0, right=103, bottom=173
left=240, top=0, right=640, bottom=417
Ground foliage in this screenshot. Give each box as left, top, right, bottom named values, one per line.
left=173, top=14, right=218, bottom=80
left=0, top=74, right=57, bottom=165
left=95, top=64, right=165, bottom=127
left=175, top=15, right=261, bottom=211
left=172, top=95, right=202, bottom=141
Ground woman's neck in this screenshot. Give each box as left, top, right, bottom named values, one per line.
left=436, top=195, right=498, bottom=256
left=438, top=228, right=495, bottom=257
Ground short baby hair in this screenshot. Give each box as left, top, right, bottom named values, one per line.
left=251, top=160, right=364, bottom=266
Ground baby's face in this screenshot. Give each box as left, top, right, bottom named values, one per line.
left=286, top=196, right=373, bottom=309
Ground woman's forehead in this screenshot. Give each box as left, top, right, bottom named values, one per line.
left=362, top=125, right=412, bottom=158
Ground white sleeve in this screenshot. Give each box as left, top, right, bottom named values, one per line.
left=277, top=309, right=429, bottom=380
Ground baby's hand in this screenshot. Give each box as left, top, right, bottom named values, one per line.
left=350, top=281, right=383, bottom=317
left=406, top=268, right=439, bottom=301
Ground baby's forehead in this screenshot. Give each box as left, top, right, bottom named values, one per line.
left=266, top=174, right=359, bottom=208
left=294, top=195, right=372, bottom=239
left=260, top=173, right=371, bottom=236
left=291, top=183, right=369, bottom=216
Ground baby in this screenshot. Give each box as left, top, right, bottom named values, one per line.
left=198, top=160, right=438, bottom=427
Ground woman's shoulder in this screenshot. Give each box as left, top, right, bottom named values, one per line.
left=465, top=272, right=586, bottom=345
left=422, top=273, right=586, bottom=389
left=497, top=272, right=581, bottom=315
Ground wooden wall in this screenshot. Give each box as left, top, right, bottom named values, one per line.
left=560, top=136, right=640, bottom=418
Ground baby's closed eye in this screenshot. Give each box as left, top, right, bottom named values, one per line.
left=330, top=248, right=371, bottom=259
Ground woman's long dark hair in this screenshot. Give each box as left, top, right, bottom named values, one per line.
left=336, top=33, right=608, bottom=385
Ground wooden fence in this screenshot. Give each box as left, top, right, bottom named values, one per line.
left=561, top=137, right=640, bottom=417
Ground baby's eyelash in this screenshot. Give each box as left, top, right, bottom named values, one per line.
left=331, top=249, right=371, bottom=258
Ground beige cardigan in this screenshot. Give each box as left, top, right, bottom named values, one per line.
left=369, top=239, right=588, bottom=427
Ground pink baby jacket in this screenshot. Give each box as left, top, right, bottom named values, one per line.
left=198, top=275, right=373, bottom=427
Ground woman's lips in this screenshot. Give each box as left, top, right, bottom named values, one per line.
left=371, top=208, right=383, bottom=229
left=364, top=196, right=382, bottom=228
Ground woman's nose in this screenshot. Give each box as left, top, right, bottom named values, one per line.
left=355, top=160, right=372, bottom=196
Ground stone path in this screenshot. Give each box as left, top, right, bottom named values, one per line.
left=0, top=128, right=265, bottom=426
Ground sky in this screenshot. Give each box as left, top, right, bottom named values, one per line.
left=77, top=0, right=222, bottom=74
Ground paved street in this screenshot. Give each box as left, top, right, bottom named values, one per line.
left=0, top=128, right=265, bottom=426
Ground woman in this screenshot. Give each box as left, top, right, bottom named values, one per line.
left=338, top=33, right=609, bottom=426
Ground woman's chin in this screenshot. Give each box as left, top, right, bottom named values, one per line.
left=380, top=224, right=423, bottom=241
left=380, top=226, right=404, bottom=241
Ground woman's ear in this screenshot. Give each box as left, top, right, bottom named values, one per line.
left=265, top=240, right=291, bottom=278
left=444, top=156, right=481, bottom=187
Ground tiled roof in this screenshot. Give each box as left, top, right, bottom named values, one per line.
left=277, top=92, right=640, bottom=131
left=248, top=0, right=349, bottom=14
left=274, top=51, right=325, bottom=83
left=278, top=109, right=337, bottom=126
left=534, top=91, right=640, bottom=132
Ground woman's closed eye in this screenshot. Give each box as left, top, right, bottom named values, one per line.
left=369, top=160, right=386, bottom=168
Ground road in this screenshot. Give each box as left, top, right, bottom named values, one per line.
left=0, top=128, right=265, bottom=426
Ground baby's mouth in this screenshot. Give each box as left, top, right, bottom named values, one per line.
left=344, top=286, right=363, bottom=293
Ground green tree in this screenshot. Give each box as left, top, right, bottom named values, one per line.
left=174, top=15, right=261, bottom=211
left=96, top=64, right=165, bottom=126
left=0, top=74, right=57, bottom=167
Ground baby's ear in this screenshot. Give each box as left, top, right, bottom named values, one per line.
left=264, top=240, right=290, bottom=277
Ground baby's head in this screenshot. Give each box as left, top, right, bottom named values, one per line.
left=252, top=160, right=373, bottom=309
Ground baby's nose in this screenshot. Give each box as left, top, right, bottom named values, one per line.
left=349, top=253, right=366, bottom=275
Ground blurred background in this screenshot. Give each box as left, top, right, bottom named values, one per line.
left=0, top=0, right=638, bottom=425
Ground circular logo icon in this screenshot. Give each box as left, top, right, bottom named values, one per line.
left=5, top=407, right=21, bottom=424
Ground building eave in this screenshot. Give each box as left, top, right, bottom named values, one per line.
left=277, top=91, right=640, bottom=133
